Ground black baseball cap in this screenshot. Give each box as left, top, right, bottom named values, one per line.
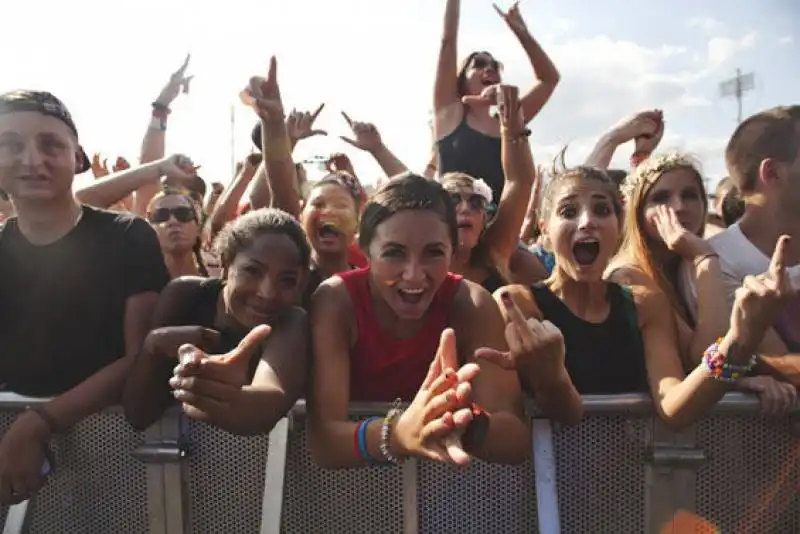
left=0, top=90, right=91, bottom=174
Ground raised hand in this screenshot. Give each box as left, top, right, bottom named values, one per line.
left=325, top=152, right=356, bottom=176
left=392, top=329, right=480, bottom=465
left=476, top=291, right=566, bottom=378
left=461, top=84, right=525, bottom=132
left=241, top=56, right=284, bottom=123
left=731, top=236, right=796, bottom=349
left=651, top=205, right=710, bottom=260
left=112, top=156, right=131, bottom=173
left=286, top=104, right=327, bottom=146
left=738, top=376, right=797, bottom=417
left=493, top=1, right=529, bottom=35
left=171, top=325, right=272, bottom=422
left=158, top=154, right=200, bottom=187
left=610, top=110, right=663, bottom=148
left=340, top=112, right=383, bottom=153
left=91, top=153, right=110, bottom=179
left=156, top=54, right=193, bottom=108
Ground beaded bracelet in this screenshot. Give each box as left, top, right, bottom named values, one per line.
left=703, top=337, right=757, bottom=384
left=379, top=398, right=404, bottom=464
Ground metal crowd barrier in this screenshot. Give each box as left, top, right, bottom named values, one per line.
left=0, top=392, right=797, bottom=533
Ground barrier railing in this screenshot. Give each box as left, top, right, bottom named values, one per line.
left=0, top=393, right=797, bottom=533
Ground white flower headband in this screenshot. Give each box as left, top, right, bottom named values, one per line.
left=620, top=152, right=701, bottom=201
left=472, top=178, right=494, bottom=204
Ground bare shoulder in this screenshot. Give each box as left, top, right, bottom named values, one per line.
left=607, top=264, right=658, bottom=290
left=627, top=284, right=671, bottom=328
left=310, top=275, right=354, bottom=315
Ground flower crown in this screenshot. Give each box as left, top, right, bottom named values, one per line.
left=620, top=151, right=700, bottom=201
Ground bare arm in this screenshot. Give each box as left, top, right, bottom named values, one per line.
left=211, top=308, right=309, bottom=436
left=308, top=280, right=375, bottom=468
left=452, top=282, right=530, bottom=464
left=432, top=0, right=463, bottom=139
left=75, top=160, right=163, bottom=210
left=511, top=34, right=560, bottom=124
left=209, top=161, right=258, bottom=236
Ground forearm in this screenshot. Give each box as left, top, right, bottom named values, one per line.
left=689, top=257, right=730, bottom=363
left=584, top=132, right=621, bottom=169
left=45, top=356, right=134, bottom=432
left=369, top=144, right=408, bottom=177
left=219, top=387, right=299, bottom=436
left=309, top=418, right=385, bottom=469
left=209, top=167, right=256, bottom=234
left=757, top=354, right=800, bottom=386
left=75, top=161, right=161, bottom=209
left=471, top=410, right=530, bottom=465
left=262, top=122, right=301, bottom=218
left=524, top=367, right=583, bottom=425
left=122, top=348, right=175, bottom=430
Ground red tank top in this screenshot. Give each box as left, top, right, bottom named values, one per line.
left=346, top=243, right=368, bottom=268
left=340, top=268, right=462, bottom=402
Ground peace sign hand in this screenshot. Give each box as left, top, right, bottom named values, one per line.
left=392, top=329, right=480, bottom=466
left=156, top=54, right=193, bottom=107
left=493, top=1, right=529, bottom=36
left=731, top=236, right=796, bottom=349
left=476, top=291, right=566, bottom=378
left=241, top=56, right=285, bottom=123
left=340, top=112, right=383, bottom=153
left=286, top=104, right=327, bottom=146
left=171, top=325, right=272, bottom=423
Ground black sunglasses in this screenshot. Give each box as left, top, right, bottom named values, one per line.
left=450, top=192, right=488, bottom=211
left=149, top=206, right=196, bottom=224
left=471, top=56, right=503, bottom=72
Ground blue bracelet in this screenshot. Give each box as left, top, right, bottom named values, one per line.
left=358, top=416, right=380, bottom=462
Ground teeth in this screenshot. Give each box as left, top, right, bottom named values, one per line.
left=401, top=288, right=424, bottom=295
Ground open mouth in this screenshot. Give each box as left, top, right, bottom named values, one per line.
left=573, top=239, right=600, bottom=266
left=397, top=287, right=425, bottom=305
left=457, top=221, right=474, bottom=230
left=317, top=222, right=341, bottom=242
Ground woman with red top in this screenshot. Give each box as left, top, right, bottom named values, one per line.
left=308, top=173, right=580, bottom=469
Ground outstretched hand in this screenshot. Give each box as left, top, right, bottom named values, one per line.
left=286, top=104, right=327, bottom=145
left=171, top=325, right=272, bottom=422
left=241, top=56, right=285, bottom=122
left=340, top=112, right=383, bottom=153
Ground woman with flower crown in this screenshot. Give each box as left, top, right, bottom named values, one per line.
left=608, top=152, right=797, bottom=415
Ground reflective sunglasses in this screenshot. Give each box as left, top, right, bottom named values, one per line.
left=450, top=192, right=488, bottom=211
left=148, top=206, right=196, bottom=224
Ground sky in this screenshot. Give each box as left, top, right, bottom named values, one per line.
left=1, top=0, right=798, bottom=191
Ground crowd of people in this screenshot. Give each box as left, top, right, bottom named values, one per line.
left=0, top=0, right=797, bottom=516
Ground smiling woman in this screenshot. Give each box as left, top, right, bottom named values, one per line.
left=308, top=172, right=533, bottom=470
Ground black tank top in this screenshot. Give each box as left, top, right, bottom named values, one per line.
left=530, top=283, right=648, bottom=394
left=437, top=118, right=503, bottom=205
left=177, top=277, right=260, bottom=378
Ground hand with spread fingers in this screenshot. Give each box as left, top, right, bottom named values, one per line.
left=171, top=325, right=272, bottom=423
left=651, top=205, right=711, bottom=260
left=91, top=153, right=110, bottom=179
left=286, top=104, right=327, bottom=146
left=340, top=112, right=384, bottom=153
left=241, top=56, right=285, bottom=123
left=738, top=375, right=798, bottom=417
left=391, top=329, right=481, bottom=466
left=476, top=291, right=566, bottom=379
left=156, top=54, right=193, bottom=108
left=731, top=235, right=796, bottom=350
left=493, top=1, right=529, bottom=36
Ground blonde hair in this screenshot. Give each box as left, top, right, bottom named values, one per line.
left=617, top=152, right=708, bottom=323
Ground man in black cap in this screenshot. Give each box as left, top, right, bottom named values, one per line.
left=0, top=90, right=170, bottom=504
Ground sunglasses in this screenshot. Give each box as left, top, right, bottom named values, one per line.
left=471, top=56, right=503, bottom=72
left=148, top=206, right=196, bottom=224
left=450, top=193, right=488, bottom=211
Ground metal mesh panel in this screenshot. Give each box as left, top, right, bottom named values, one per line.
left=0, top=410, right=19, bottom=528
left=418, top=457, right=536, bottom=533
left=184, top=419, right=269, bottom=534
left=696, top=415, right=800, bottom=533
left=12, top=411, right=149, bottom=534
left=554, top=415, right=647, bottom=534
left=281, top=424, right=404, bottom=534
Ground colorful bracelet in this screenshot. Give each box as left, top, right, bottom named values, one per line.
left=703, top=337, right=757, bottom=384
left=379, top=398, right=404, bottom=464
left=358, top=417, right=380, bottom=462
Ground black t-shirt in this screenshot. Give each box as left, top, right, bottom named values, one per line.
left=0, top=205, right=170, bottom=396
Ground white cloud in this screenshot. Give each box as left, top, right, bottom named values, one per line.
left=778, top=35, right=794, bottom=46
left=688, top=17, right=723, bottom=33
left=707, top=32, right=757, bottom=66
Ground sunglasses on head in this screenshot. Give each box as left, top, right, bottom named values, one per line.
left=148, top=206, right=196, bottom=224
left=450, top=192, right=488, bottom=211
left=471, top=56, right=503, bottom=72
